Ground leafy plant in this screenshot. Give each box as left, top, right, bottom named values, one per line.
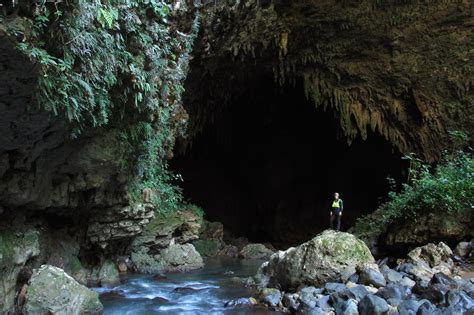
left=352, top=150, right=474, bottom=242
left=4, top=1, right=201, bottom=215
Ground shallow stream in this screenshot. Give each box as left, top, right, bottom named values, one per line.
left=94, top=258, right=279, bottom=315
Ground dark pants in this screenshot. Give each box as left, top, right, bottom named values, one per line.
left=330, top=209, right=342, bottom=231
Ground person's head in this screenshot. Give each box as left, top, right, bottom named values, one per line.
left=334, top=192, right=339, bottom=199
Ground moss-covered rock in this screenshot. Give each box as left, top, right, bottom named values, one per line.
left=24, top=265, right=103, bottom=315
left=0, top=225, right=41, bottom=314
left=132, top=244, right=203, bottom=274
left=256, top=230, right=374, bottom=290
left=239, top=244, right=274, bottom=260
left=193, top=239, right=220, bottom=257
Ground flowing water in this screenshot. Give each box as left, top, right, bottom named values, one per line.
left=94, top=258, right=280, bottom=315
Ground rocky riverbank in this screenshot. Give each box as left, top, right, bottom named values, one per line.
left=225, top=231, right=474, bottom=314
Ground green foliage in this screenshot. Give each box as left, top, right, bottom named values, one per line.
left=3, top=1, right=200, bottom=214
left=352, top=150, right=474, bottom=241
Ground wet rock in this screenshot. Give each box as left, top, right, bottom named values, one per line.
left=224, top=297, right=257, bottom=307
left=239, top=243, right=274, bottom=260
left=132, top=243, right=203, bottom=273
left=259, top=288, right=282, bottom=307
left=454, top=241, right=472, bottom=257
left=100, top=291, right=126, bottom=299
left=359, top=266, right=386, bottom=288
left=152, top=274, right=168, bottom=281
left=256, top=230, right=374, bottom=290
left=397, top=299, right=420, bottom=314
left=358, top=294, right=389, bottom=315
left=173, top=286, right=198, bottom=293
left=25, top=265, right=103, bottom=315
left=152, top=296, right=169, bottom=304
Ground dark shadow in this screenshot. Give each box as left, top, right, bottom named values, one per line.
left=173, top=78, right=405, bottom=248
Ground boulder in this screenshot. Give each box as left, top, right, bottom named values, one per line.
left=259, top=288, right=282, bottom=307
left=96, top=260, right=120, bottom=287
left=131, top=210, right=202, bottom=252
left=193, top=239, right=220, bottom=257
left=397, top=242, right=455, bottom=282
left=218, top=245, right=239, bottom=258
left=132, top=243, right=203, bottom=273
left=239, top=243, right=274, bottom=260
left=358, top=266, right=386, bottom=288
left=24, top=265, right=103, bottom=315
left=358, top=294, right=389, bottom=315
left=454, top=241, right=472, bottom=257
left=255, top=230, right=374, bottom=290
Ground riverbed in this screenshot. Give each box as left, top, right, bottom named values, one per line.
left=94, top=258, right=280, bottom=314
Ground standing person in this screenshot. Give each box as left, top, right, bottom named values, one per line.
left=330, top=192, right=343, bottom=231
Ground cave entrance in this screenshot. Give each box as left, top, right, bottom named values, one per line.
left=172, top=76, right=405, bottom=248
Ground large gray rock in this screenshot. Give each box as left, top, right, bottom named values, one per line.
left=132, top=243, right=203, bottom=273
left=24, top=265, right=103, bottom=315
left=358, top=266, right=386, bottom=288
left=398, top=242, right=455, bottom=282
left=358, top=294, right=389, bottom=315
left=256, top=230, right=374, bottom=290
left=454, top=241, right=472, bottom=257
left=239, top=243, right=274, bottom=260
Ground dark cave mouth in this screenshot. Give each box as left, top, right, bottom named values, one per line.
left=172, top=78, right=406, bottom=247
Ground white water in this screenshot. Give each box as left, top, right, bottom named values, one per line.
left=94, top=258, right=281, bottom=315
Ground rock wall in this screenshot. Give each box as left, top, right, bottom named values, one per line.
left=0, top=1, right=200, bottom=313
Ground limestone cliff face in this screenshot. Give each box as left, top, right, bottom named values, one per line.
left=185, top=0, right=473, bottom=161
left=0, top=1, right=199, bottom=312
